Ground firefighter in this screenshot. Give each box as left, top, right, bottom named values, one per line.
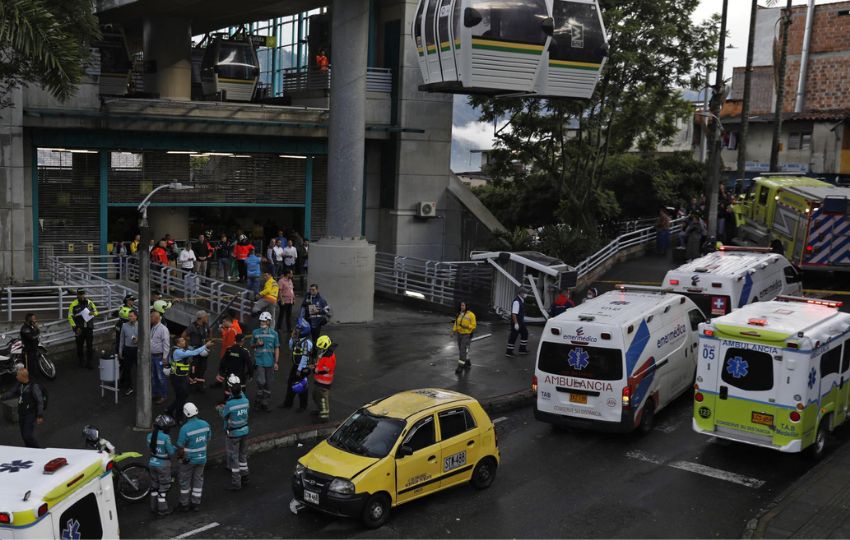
left=312, top=335, right=336, bottom=422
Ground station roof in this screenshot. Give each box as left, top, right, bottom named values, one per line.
left=96, top=0, right=325, bottom=35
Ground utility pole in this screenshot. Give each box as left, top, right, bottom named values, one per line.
left=707, top=0, right=729, bottom=243
left=770, top=0, right=793, bottom=172
left=135, top=209, right=152, bottom=430
left=736, top=0, right=759, bottom=187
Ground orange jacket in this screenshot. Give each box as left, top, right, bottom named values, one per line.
left=314, top=351, right=336, bottom=386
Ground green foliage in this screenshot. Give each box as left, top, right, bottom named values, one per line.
left=490, top=226, right=533, bottom=251
left=0, top=0, right=100, bottom=107
left=537, top=224, right=605, bottom=265
left=470, top=0, right=719, bottom=238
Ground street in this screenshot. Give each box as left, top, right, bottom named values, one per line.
left=119, top=392, right=837, bottom=539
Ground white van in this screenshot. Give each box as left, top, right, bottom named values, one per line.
left=663, top=246, right=803, bottom=318
left=533, top=286, right=706, bottom=433
left=692, top=296, right=850, bottom=459
left=0, top=446, right=120, bottom=539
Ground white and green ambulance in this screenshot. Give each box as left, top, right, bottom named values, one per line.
left=692, top=296, right=850, bottom=459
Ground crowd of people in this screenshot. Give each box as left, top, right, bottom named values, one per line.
left=654, top=187, right=738, bottom=261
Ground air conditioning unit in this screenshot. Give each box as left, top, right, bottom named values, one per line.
left=417, top=201, right=437, bottom=218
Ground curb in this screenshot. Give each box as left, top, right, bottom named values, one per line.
left=206, top=388, right=535, bottom=465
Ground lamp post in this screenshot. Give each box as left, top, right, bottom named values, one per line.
left=135, top=182, right=194, bottom=430
left=706, top=0, right=729, bottom=244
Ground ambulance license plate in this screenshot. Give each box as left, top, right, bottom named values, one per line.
left=303, top=490, right=319, bottom=504
left=569, top=393, right=588, bottom=404
left=751, top=411, right=774, bottom=426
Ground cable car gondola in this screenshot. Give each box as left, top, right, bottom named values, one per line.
left=200, top=33, right=260, bottom=101
left=96, top=27, right=132, bottom=96
left=413, top=0, right=607, bottom=98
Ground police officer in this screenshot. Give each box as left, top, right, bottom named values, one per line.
left=68, top=289, right=99, bottom=368
left=505, top=287, right=530, bottom=357
left=147, top=414, right=177, bottom=516
left=182, top=310, right=210, bottom=392
left=166, top=337, right=211, bottom=422
left=114, top=294, right=137, bottom=353
left=312, top=335, right=336, bottom=422
left=176, top=402, right=211, bottom=512
left=19, top=313, right=40, bottom=377
left=217, top=375, right=250, bottom=491
left=251, top=312, right=280, bottom=411
left=281, top=318, right=312, bottom=410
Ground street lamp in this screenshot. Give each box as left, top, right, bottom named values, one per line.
left=134, top=181, right=195, bottom=430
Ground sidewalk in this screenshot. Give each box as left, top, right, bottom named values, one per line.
left=748, top=441, right=850, bottom=539
left=0, top=298, right=537, bottom=458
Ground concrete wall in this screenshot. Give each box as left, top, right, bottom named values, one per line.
left=720, top=121, right=843, bottom=175
left=0, top=88, right=33, bottom=284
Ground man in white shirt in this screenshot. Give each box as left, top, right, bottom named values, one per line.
left=282, top=240, right=298, bottom=273
left=271, top=240, right=285, bottom=277
left=505, top=287, right=530, bottom=357
left=178, top=244, right=198, bottom=299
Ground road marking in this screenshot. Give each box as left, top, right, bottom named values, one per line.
left=625, top=452, right=764, bottom=488
left=653, top=421, right=680, bottom=433
left=173, top=522, right=220, bottom=539
left=471, top=333, right=492, bottom=342
left=492, top=416, right=508, bottom=424
left=668, top=461, right=765, bottom=489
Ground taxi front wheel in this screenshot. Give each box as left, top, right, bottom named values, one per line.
left=470, top=457, right=497, bottom=490
left=361, top=493, right=391, bottom=529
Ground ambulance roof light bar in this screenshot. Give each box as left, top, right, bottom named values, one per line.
left=717, top=245, right=773, bottom=253
left=616, top=284, right=673, bottom=294
left=776, top=295, right=844, bottom=308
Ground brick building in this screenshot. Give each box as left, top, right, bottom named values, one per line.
left=719, top=1, right=850, bottom=180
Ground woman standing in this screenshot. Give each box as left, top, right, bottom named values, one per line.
left=452, top=302, right=477, bottom=375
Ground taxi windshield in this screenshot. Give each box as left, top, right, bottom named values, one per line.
left=328, top=409, right=405, bottom=458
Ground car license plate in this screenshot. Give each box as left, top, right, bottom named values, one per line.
left=303, top=490, right=319, bottom=504
left=569, top=393, right=587, bottom=404
left=751, top=411, right=774, bottom=426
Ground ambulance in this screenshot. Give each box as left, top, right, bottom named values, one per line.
left=0, top=446, right=120, bottom=539
left=533, top=286, right=706, bottom=433
left=692, top=297, right=850, bottom=459
left=662, top=246, right=803, bottom=318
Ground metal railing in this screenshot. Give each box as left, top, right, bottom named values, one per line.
left=374, top=252, right=492, bottom=308
left=281, top=66, right=393, bottom=95
left=1, top=284, right=128, bottom=323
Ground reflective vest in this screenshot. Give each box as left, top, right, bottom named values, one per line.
left=513, top=295, right=526, bottom=325
left=171, top=350, right=191, bottom=377
left=314, top=352, right=336, bottom=386
left=290, top=337, right=312, bottom=371
left=146, top=431, right=176, bottom=468
left=221, top=395, right=249, bottom=438
left=177, top=418, right=211, bottom=465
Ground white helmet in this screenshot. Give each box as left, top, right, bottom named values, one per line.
left=259, top=311, right=272, bottom=322
left=183, top=402, right=199, bottom=419
left=227, top=374, right=241, bottom=386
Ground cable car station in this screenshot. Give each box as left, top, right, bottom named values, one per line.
left=0, top=0, right=605, bottom=322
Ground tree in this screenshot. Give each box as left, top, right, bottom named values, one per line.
left=0, top=0, right=100, bottom=108
left=471, top=0, right=719, bottom=235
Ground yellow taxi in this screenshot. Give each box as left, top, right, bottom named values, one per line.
left=291, top=388, right=500, bottom=528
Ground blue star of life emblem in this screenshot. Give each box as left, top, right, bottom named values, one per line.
left=725, top=356, right=749, bottom=379
left=61, top=518, right=81, bottom=540
left=808, top=367, right=817, bottom=389
left=568, top=347, right=590, bottom=370
left=0, top=459, right=33, bottom=473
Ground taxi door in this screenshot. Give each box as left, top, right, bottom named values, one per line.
left=395, top=415, right=442, bottom=504
left=436, top=407, right=480, bottom=490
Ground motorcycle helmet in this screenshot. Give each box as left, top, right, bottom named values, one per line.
left=291, top=377, right=309, bottom=394
left=123, top=293, right=136, bottom=303
left=183, top=402, right=199, bottom=419
left=259, top=311, right=273, bottom=323
left=154, top=414, right=176, bottom=430
left=82, top=425, right=99, bottom=447
left=297, top=317, right=311, bottom=337
left=316, top=335, right=332, bottom=350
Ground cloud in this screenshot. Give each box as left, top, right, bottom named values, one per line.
left=453, top=120, right=497, bottom=149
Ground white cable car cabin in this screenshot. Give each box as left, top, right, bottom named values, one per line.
left=200, top=34, right=260, bottom=101
left=96, top=28, right=131, bottom=96
left=413, top=0, right=607, bottom=98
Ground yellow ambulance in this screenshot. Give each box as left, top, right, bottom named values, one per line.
left=692, top=296, right=850, bottom=459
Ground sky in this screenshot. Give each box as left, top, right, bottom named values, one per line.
left=451, top=0, right=840, bottom=172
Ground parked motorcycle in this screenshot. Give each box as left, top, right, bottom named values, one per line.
left=0, top=334, right=56, bottom=380
left=83, top=425, right=151, bottom=502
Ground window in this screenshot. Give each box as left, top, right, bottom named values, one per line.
left=327, top=410, right=405, bottom=458
left=688, top=309, right=706, bottom=332
left=788, top=131, right=813, bottom=150
left=758, top=187, right=769, bottom=206
left=783, top=266, right=801, bottom=284
left=548, top=0, right=606, bottom=65
left=821, top=346, right=842, bottom=377
left=438, top=407, right=476, bottom=440
left=537, top=342, right=623, bottom=381
left=414, top=0, right=426, bottom=49
left=843, top=341, right=850, bottom=373
left=437, top=0, right=452, bottom=49
left=470, top=0, right=548, bottom=45
left=404, top=415, right=436, bottom=452
left=425, top=0, right=440, bottom=49
left=721, top=347, right=774, bottom=391
left=58, top=493, right=103, bottom=540
left=723, top=131, right=738, bottom=150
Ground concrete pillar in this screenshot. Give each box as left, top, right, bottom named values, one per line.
left=143, top=17, right=192, bottom=100
left=310, top=0, right=375, bottom=323
left=0, top=87, right=33, bottom=284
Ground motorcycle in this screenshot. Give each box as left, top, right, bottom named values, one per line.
left=83, top=425, right=151, bottom=502
left=0, top=334, right=56, bottom=380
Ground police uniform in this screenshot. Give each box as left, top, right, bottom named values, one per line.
left=167, top=346, right=207, bottom=421
left=220, top=394, right=250, bottom=489
left=283, top=336, right=312, bottom=409
left=146, top=430, right=176, bottom=514
left=176, top=417, right=212, bottom=509
left=505, top=294, right=529, bottom=356
left=68, top=295, right=98, bottom=368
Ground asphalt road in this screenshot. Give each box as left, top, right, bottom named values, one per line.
left=119, top=393, right=846, bottom=539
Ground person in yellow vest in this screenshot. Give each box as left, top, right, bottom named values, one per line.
left=451, top=301, right=477, bottom=375
left=252, top=271, right=279, bottom=323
